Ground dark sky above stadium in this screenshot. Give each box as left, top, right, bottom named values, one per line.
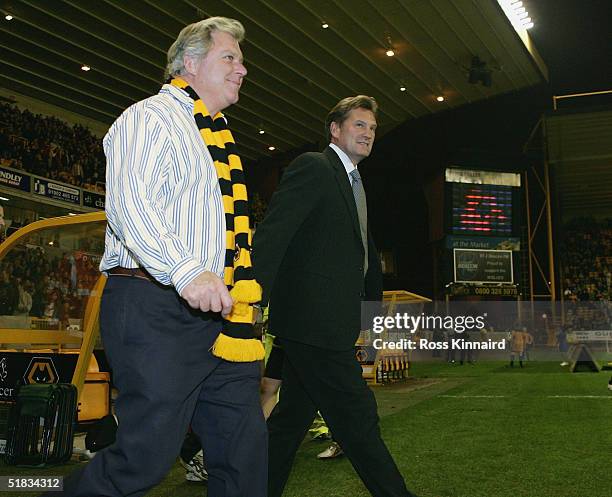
left=527, top=0, right=612, bottom=94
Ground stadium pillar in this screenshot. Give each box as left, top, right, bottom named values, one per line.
left=543, top=151, right=556, bottom=302
left=523, top=116, right=558, bottom=325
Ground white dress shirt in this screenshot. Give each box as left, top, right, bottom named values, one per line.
left=329, top=142, right=369, bottom=274
left=329, top=142, right=357, bottom=181
left=100, top=84, right=226, bottom=295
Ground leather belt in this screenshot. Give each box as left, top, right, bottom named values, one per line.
left=108, top=266, right=155, bottom=282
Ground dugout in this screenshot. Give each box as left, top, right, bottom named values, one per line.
left=357, top=290, right=431, bottom=385
left=0, top=212, right=110, bottom=454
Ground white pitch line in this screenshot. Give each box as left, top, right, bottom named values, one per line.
left=440, top=395, right=506, bottom=398
left=441, top=394, right=612, bottom=399
left=547, top=395, right=612, bottom=399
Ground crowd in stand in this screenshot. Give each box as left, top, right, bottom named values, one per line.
left=0, top=245, right=100, bottom=326
left=0, top=102, right=106, bottom=192
left=561, top=217, right=611, bottom=331
left=561, top=217, right=611, bottom=301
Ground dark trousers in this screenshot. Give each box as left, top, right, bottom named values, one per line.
left=53, top=275, right=267, bottom=497
left=267, top=338, right=413, bottom=497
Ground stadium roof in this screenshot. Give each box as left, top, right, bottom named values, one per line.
left=0, top=0, right=547, bottom=161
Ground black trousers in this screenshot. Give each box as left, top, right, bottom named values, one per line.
left=267, top=338, right=414, bottom=497
left=49, top=275, right=267, bottom=497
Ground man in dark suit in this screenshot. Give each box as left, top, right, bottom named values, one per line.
left=253, top=96, right=417, bottom=497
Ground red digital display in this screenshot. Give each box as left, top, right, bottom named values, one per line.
left=451, top=183, right=513, bottom=235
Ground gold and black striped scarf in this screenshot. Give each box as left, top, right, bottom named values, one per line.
left=171, top=77, right=264, bottom=362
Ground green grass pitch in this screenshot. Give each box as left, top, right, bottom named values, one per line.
left=2, top=361, right=611, bottom=497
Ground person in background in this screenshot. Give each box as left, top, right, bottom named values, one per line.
left=15, top=278, right=32, bottom=316
left=0, top=270, right=18, bottom=315
left=510, top=326, right=529, bottom=368
left=260, top=338, right=344, bottom=459
left=557, top=326, right=570, bottom=367
left=0, top=203, right=5, bottom=242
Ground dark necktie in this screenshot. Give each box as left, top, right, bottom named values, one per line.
left=350, top=168, right=368, bottom=275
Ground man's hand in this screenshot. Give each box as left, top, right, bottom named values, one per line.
left=180, top=271, right=234, bottom=316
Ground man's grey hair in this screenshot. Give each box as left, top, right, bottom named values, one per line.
left=324, top=95, right=378, bottom=142
left=165, top=17, right=245, bottom=79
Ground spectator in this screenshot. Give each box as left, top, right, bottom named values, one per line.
left=0, top=203, right=5, bottom=241
left=0, top=102, right=106, bottom=192
left=1, top=244, right=101, bottom=320
left=0, top=271, right=18, bottom=315
left=43, top=289, right=61, bottom=319
left=561, top=217, right=611, bottom=301
left=15, top=278, right=32, bottom=315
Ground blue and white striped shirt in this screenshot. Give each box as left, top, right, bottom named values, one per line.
left=99, top=84, right=226, bottom=295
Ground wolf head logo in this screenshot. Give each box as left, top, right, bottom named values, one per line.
left=0, top=357, right=7, bottom=382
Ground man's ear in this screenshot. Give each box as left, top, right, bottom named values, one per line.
left=330, top=121, right=340, bottom=140
left=183, top=55, right=198, bottom=76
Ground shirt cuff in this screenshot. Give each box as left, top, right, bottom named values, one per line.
left=170, top=258, right=207, bottom=296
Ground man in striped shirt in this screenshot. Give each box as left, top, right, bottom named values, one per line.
left=56, top=17, right=267, bottom=497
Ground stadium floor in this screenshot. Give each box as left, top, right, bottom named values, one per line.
left=2, top=360, right=611, bottom=497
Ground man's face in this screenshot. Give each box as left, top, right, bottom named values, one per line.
left=330, top=108, right=377, bottom=165
left=183, top=30, right=247, bottom=115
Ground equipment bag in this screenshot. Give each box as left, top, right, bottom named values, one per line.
left=4, top=383, right=77, bottom=466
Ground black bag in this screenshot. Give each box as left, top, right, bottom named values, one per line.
left=85, top=414, right=117, bottom=452
left=5, top=383, right=77, bottom=466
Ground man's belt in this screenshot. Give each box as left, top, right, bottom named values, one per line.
left=108, top=266, right=155, bottom=282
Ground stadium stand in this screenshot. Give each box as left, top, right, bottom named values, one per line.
left=560, top=218, right=611, bottom=332
left=561, top=217, right=611, bottom=301
left=0, top=102, right=105, bottom=193
left=0, top=244, right=99, bottom=326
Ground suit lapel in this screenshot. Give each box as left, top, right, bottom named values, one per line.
left=324, top=147, right=362, bottom=243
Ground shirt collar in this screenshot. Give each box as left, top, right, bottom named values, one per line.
left=329, top=143, right=357, bottom=178
left=160, top=83, right=194, bottom=110
left=159, top=83, right=227, bottom=124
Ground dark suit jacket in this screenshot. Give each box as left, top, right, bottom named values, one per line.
left=253, top=146, right=383, bottom=350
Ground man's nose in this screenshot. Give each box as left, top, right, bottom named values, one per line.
left=236, top=62, right=247, bottom=77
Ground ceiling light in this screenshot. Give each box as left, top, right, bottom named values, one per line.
left=498, top=0, right=534, bottom=31
left=321, top=22, right=329, bottom=29
left=4, top=14, right=13, bottom=21
left=399, top=86, right=406, bottom=92
left=384, top=35, right=395, bottom=57
left=81, top=64, right=91, bottom=71
left=268, top=146, right=275, bottom=151
left=0, top=196, right=9, bottom=201
left=436, top=96, right=445, bottom=102
left=68, top=212, right=77, bottom=216
left=258, top=129, right=265, bottom=135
